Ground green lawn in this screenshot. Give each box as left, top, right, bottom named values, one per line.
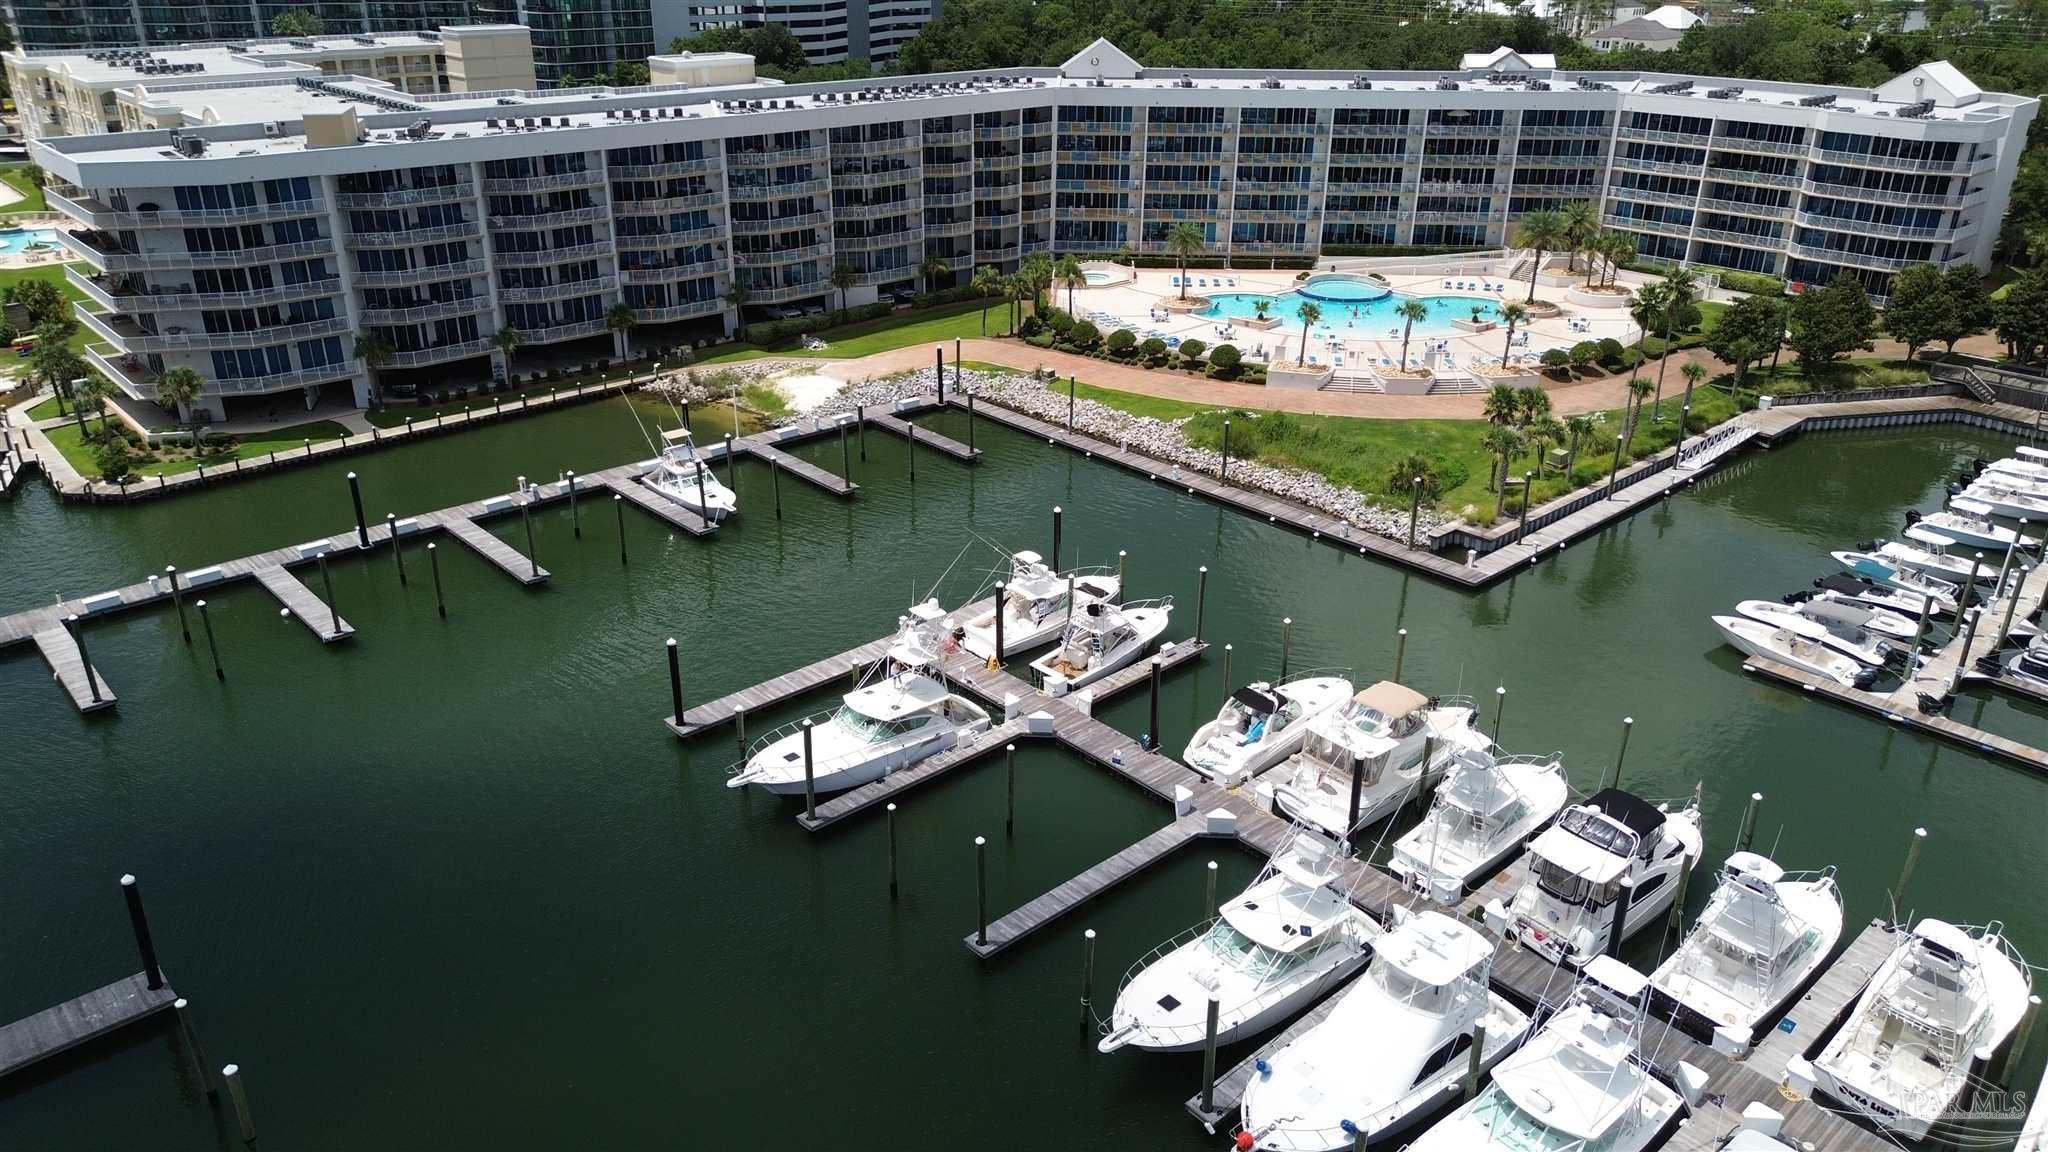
left=1742, top=356, right=1929, bottom=396
left=0, top=262, right=99, bottom=354
left=0, top=165, right=49, bottom=214
left=46, top=417, right=354, bottom=480
left=26, top=392, right=65, bottom=420
left=1068, top=379, right=1215, bottom=422
left=694, top=299, right=1008, bottom=364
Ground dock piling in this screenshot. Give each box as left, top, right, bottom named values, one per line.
left=1080, top=929, right=1096, bottom=1026
left=1994, top=537, right=2023, bottom=644
left=695, top=463, right=710, bottom=526
left=857, top=407, right=866, bottom=461
left=839, top=421, right=850, bottom=480
left=119, top=874, right=163, bottom=990
left=2000, top=995, right=2041, bottom=1084
left=1204, top=859, right=1218, bottom=919
left=975, top=835, right=988, bottom=947
left=736, top=709, right=747, bottom=758
left=1051, top=505, right=1063, bottom=570
left=519, top=492, right=539, bottom=579
left=222, top=1064, right=256, bottom=1144
left=167, top=565, right=189, bottom=643
left=1606, top=876, right=1635, bottom=959
left=614, top=494, right=627, bottom=563
left=1675, top=403, right=1690, bottom=460
left=1145, top=657, right=1161, bottom=751
left=172, top=999, right=215, bottom=1097
left=991, top=582, right=1007, bottom=667
left=64, top=614, right=100, bottom=705
left=1195, top=566, right=1208, bottom=642
left=1895, top=826, right=1927, bottom=916
left=428, top=543, right=446, bottom=616
left=1344, top=1121, right=1367, bottom=1152
left=772, top=459, right=782, bottom=519
left=723, top=433, right=737, bottom=489
left=1463, top=1025, right=1487, bottom=1102
left=1737, top=792, right=1762, bottom=852
left=1610, top=717, right=1633, bottom=790
left=1516, top=471, right=1533, bottom=543
left=567, top=470, right=579, bottom=537
left=1221, top=644, right=1233, bottom=701
left=1279, top=617, right=1293, bottom=682
left=1491, top=685, right=1506, bottom=740
left=1947, top=608, right=1982, bottom=694
left=1006, top=743, right=1017, bottom=835
left=1067, top=375, right=1075, bottom=430
left=967, top=391, right=976, bottom=453
left=666, top=638, right=683, bottom=727
left=1666, top=853, right=1692, bottom=939
left=907, top=422, right=916, bottom=482
left=886, top=802, right=898, bottom=895
left=1408, top=476, right=1422, bottom=548
left=387, top=514, right=405, bottom=585
left=1912, top=588, right=1934, bottom=655
left=936, top=347, right=944, bottom=401
left=316, top=551, right=340, bottom=637
left=802, top=720, right=817, bottom=822
left=347, top=471, right=368, bottom=548
left=197, top=599, right=223, bottom=681
left=1393, top=627, right=1407, bottom=684
left=1199, top=997, right=1221, bottom=1113
left=1117, top=550, right=1127, bottom=593
left=1221, top=420, right=1231, bottom=482
left=1606, top=434, right=1624, bottom=499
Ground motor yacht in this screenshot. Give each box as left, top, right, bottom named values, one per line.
left=1505, top=787, right=1704, bottom=967
left=1831, top=551, right=1962, bottom=615
left=1385, top=745, right=1571, bottom=903
left=1649, top=852, right=1843, bottom=1052
left=1098, top=833, right=1376, bottom=1054
left=1793, top=574, right=1946, bottom=623
left=1733, top=600, right=1897, bottom=667
left=645, top=430, right=737, bottom=521
left=1908, top=501, right=2038, bottom=553
left=957, top=551, right=1119, bottom=659
left=1712, top=614, right=1878, bottom=689
left=1812, top=919, right=2033, bottom=1140
left=1403, top=957, right=1686, bottom=1152
left=1183, top=673, right=1354, bottom=787
left=1030, top=597, right=1173, bottom=696
left=1264, top=683, right=1492, bottom=845
left=1235, top=909, right=1532, bottom=1151
left=726, top=602, right=991, bottom=794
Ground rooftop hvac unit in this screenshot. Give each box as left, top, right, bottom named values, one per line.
left=1528, top=80, right=1551, bottom=91
left=1897, top=99, right=1935, bottom=119
left=176, top=135, right=205, bottom=157
left=263, top=122, right=283, bottom=137
left=1647, top=80, right=1693, bottom=95
left=1434, top=79, right=1460, bottom=91
left=486, top=117, right=499, bottom=127
left=1261, top=76, right=1283, bottom=90
left=1707, top=86, right=1743, bottom=99
left=1797, top=93, right=1836, bottom=108
left=1348, top=77, right=1371, bottom=90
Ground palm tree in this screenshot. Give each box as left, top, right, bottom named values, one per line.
left=1296, top=300, right=1322, bottom=365
left=1497, top=301, right=1529, bottom=368
left=722, top=281, right=751, bottom=330
left=1650, top=268, right=1699, bottom=419
left=1627, top=281, right=1669, bottom=378
left=1482, top=383, right=1518, bottom=427
left=1252, top=298, right=1271, bottom=324
left=1021, top=251, right=1054, bottom=317
left=1563, top=413, right=1598, bottom=478
left=1580, top=228, right=1609, bottom=288
left=1561, top=200, right=1599, bottom=273
left=1004, top=273, right=1029, bottom=334
left=605, top=303, right=637, bottom=354
left=1395, top=298, right=1429, bottom=370
left=1513, top=385, right=1552, bottom=434
left=156, top=365, right=203, bottom=443
left=1679, top=360, right=1707, bottom=414
left=970, top=266, right=1002, bottom=335
left=1513, top=209, right=1566, bottom=303
left=1480, top=425, right=1524, bottom=516
left=72, top=375, right=106, bottom=435
left=1165, top=222, right=1206, bottom=301
left=353, top=331, right=394, bottom=408
left=919, top=255, right=951, bottom=293
left=829, top=264, right=859, bottom=319
left=1055, top=254, right=1085, bottom=317
left=1623, top=375, right=1654, bottom=452
left=1529, top=416, right=1566, bottom=477
left=1602, top=232, right=1635, bottom=289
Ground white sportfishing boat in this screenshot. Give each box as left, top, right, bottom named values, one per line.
left=2006, top=635, right=2048, bottom=689
left=1962, top=479, right=2048, bottom=520
left=1505, top=787, right=1704, bottom=967
left=1712, top=614, right=1877, bottom=689
left=1812, top=919, right=2033, bottom=1140
left=1099, top=833, right=1376, bottom=1054
left=957, top=551, right=1119, bottom=659
left=1831, top=550, right=1962, bottom=614
left=1403, top=958, right=1686, bottom=1152
left=1235, top=909, right=1533, bottom=1152
left=726, top=602, right=990, bottom=795
left=1796, top=574, right=1946, bottom=623
left=1030, top=597, right=1172, bottom=695
left=1976, top=452, right=2048, bottom=488
left=1264, top=683, right=1492, bottom=845
left=1877, top=527, right=1998, bottom=584
left=1650, top=852, right=1843, bottom=1052
left=1182, top=672, right=1354, bottom=787
left=1909, top=501, right=2038, bottom=553
left=1385, top=745, right=1571, bottom=902
left=645, top=430, right=737, bottom=521
left=1733, top=600, right=1897, bottom=667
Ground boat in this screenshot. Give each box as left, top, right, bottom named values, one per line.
left=1029, top=597, right=1172, bottom=696
left=1973, top=452, right=2048, bottom=488
left=1649, top=852, right=1844, bottom=1052
left=1264, top=682, right=1493, bottom=845
left=2003, top=635, right=2048, bottom=689
left=1182, top=672, right=1354, bottom=787
left=1831, top=550, right=1962, bottom=614
left=726, top=602, right=991, bottom=795
left=1234, top=908, right=1533, bottom=1151
left=1908, top=502, right=2039, bottom=553
left=1961, top=479, right=2048, bottom=521
left=1504, top=787, right=1704, bottom=967
left=1712, top=614, right=1878, bottom=689
left=1783, top=589, right=1919, bottom=641
left=1385, top=745, right=1571, bottom=903
left=957, top=551, right=1119, bottom=659
left=645, top=430, right=737, bottom=521
left=1098, top=832, right=1376, bottom=1054
left=1870, top=527, right=1999, bottom=585
left=1811, top=919, right=2033, bottom=1140
left=1792, top=573, right=1946, bottom=623
left=1733, top=599, right=1897, bottom=667
left=1402, top=957, right=1686, bottom=1152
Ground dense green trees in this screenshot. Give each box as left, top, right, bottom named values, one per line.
left=1788, top=276, right=1878, bottom=370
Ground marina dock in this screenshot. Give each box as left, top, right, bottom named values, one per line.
left=0, top=973, right=176, bottom=1079
left=598, top=470, right=714, bottom=536
left=440, top=515, right=549, bottom=586
left=252, top=565, right=354, bottom=643
left=865, top=407, right=981, bottom=462
left=31, top=626, right=115, bottom=713
left=738, top=438, right=859, bottom=497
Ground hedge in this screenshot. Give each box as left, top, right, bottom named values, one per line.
left=739, top=302, right=892, bottom=345
left=1319, top=244, right=1493, bottom=258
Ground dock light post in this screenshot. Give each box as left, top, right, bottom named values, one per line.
left=566, top=470, right=579, bottom=537
left=967, top=391, right=976, bottom=454
left=387, top=515, right=406, bottom=585
left=427, top=543, right=446, bottom=616
left=955, top=339, right=962, bottom=387
left=723, top=433, right=737, bottom=490
left=173, top=999, right=215, bottom=1097
left=1408, top=475, right=1423, bottom=548
left=316, top=551, right=341, bottom=637
left=614, top=494, right=627, bottom=564
left=886, top=803, right=898, bottom=896
left=1675, top=403, right=1690, bottom=462
left=695, top=461, right=710, bottom=524
left=936, top=347, right=944, bottom=401
left=1080, top=929, right=1097, bottom=1026
left=1279, top=617, right=1293, bottom=682
left=1491, top=685, right=1506, bottom=740
left=1195, top=566, right=1208, bottom=642
left=975, top=835, right=989, bottom=947
left=1606, top=434, right=1624, bottom=500
left=991, top=582, right=1007, bottom=668
left=166, top=565, right=189, bottom=643
left=802, top=719, right=817, bottom=822
left=1393, top=628, right=1408, bottom=685
left=120, top=874, right=163, bottom=990
left=1050, top=505, right=1063, bottom=570
left=197, top=600, right=223, bottom=681
left=1606, top=876, right=1635, bottom=959
left=1463, top=1025, right=1488, bottom=1102
left=1948, top=608, right=1983, bottom=695
left=666, top=638, right=683, bottom=728
left=1737, top=792, right=1762, bottom=853
left=1005, top=743, right=1018, bottom=835
left=1145, top=657, right=1163, bottom=751
left=347, top=471, right=368, bottom=547
left=1221, top=420, right=1231, bottom=482
left=1200, top=996, right=1222, bottom=1114
left=1117, top=550, right=1128, bottom=594
left=1205, top=860, right=1218, bottom=919
left=1895, top=826, right=1927, bottom=916
left=222, top=1064, right=256, bottom=1145
left=771, top=459, right=782, bottom=519
left=1610, top=717, right=1633, bottom=790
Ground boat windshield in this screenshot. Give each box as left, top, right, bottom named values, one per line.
left=1469, top=1084, right=1583, bottom=1152
left=1301, top=732, right=1357, bottom=777
left=1346, top=704, right=1393, bottom=736
left=1200, top=920, right=1320, bottom=982
left=831, top=706, right=920, bottom=744
left=1534, top=856, right=1611, bottom=905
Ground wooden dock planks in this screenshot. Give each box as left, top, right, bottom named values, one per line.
left=1743, top=658, right=2048, bottom=776
left=442, top=515, right=550, bottom=586
left=252, top=565, right=354, bottom=643
left=866, top=408, right=981, bottom=462
left=30, top=627, right=115, bottom=713
left=667, top=636, right=896, bottom=739
left=598, top=471, right=714, bottom=537
left=798, top=719, right=1033, bottom=830
left=0, top=973, right=175, bottom=1078
left=1184, top=977, right=1351, bottom=1129
left=963, top=815, right=1209, bottom=958
left=740, top=439, right=858, bottom=497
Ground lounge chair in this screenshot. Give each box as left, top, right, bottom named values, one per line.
left=1443, top=279, right=1453, bottom=289
left=1170, top=276, right=1181, bottom=286
left=1227, top=277, right=1237, bottom=287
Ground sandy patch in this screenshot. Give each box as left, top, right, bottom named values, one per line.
left=772, top=372, right=845, bottom=414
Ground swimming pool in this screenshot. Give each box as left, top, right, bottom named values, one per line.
left=1083, top=269, right=1118, bottom=285
left=1203, top=289, right=1504, bottom=337
left=0, top=228, right=60, bottom=254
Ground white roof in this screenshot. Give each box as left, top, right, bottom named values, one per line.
left=1460, top=47, right=1558, bottom=72
left=1876, top=60, right=1981, bottom=109
left=1059, top=37, right=1141, bottom=81
left=844, top=672, right=946, bottom=719
left=1583, top=955, right=1650, bottom=1000
left=1381, top=909, right=1492, bottom=986
left=1528, top=820, right=1635, bottom=885
left=1643, top=4, right=1705, bottom=30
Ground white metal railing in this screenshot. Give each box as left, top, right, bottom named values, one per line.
left=352, top=260, right=487, bottom=288
left=334, top=182, right=474, bottom=209
left=494, top=243, right=613, bottom=267
left=729, top=178, right=830, bottom=200
left=607, top=158, right=718, bottom=180
left=1605, top=213, right=1690, bottom=239
left=1617, top=125, right=1711, bottom=147
left=61, top=231, right=333, bottom=271
left=732, top=211, right=831, bottom=233
left=1801, top=179, right=1959, bottom=207
left=347, top=221, right=479, bottom=248
left=1792, top=211, right=1943, bottom=240
left=727, top=144, right=830, bottom=167
left=359, top=297, right=491, bottom=325
left=836, top=231, right=920, bottom=251
left=514, top=318, right=611, bottom=344
left=481, top=169, right=604, bottom=193
left=1813, top=148, right=1970, bottom=174
left=630, top=300, right=722, bottom=322
left=1609, top=155, right=1702, bottom=177
left=66, top=265, right=343, bottom=311
left=383, top=339, right=493, bottom=368
left=495, top=276, right=616, bottom=304
left=1787, top=243, right=1925, bottom=272
left=1697, top=197, right=1790, bottom=219
left=487, top=207, right=606, bottom=230
left=48, top=186, right=327, bottom=228
left=736, top=241, right=833, bottom=263
left=613, top=192, right=723, bottom=216
left=1611, top=186, right=1697, bottom=208
left=1691, top=226, right=1781, bottom=249
left=619, top=264, right=719, bottom=285
left=1712, top=136, right=1808, bottom=158
left=615, top=228, right=723, bottom=250
left=83, top=309, right=351, bottom=353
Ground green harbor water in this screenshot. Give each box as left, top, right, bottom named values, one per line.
left=1, top=394, right=2043, bottom=1150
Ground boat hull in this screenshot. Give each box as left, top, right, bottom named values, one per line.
left=1106, top=949, right=1372, bottom=1054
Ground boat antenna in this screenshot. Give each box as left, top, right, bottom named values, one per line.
left=623, top=388, right=663, bottom=457
left=923, top=540, right=976, bottom=605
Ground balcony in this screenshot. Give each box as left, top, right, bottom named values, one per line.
left=346, top=220, right=480, bottom=248
left=976, top=154, right=1024, bottom=171
left=1793, top=211, right=1943, bottom=241
left=977, top=244, right=1020, bottom=262
left=1238, top=121, right=1320, bottom=137
left=1412, top=210, right=1495, bottom=223
left=612, top=191, right=723, bottom=215
left=744, top=281, right=829, bottom=305
left=975, top=124, right=1022, bottom=141
left=630, top=299, right=723, bottom=323
left=384, top=338, right=493, bottom=369
left=1518, top=124, right=1610, bottom=138
left=1058, top=148, right=1127, bottom=163
left=1329, top=122, right=1413, bottom=137
left=66, top=265, right=344, bottom=312
left=727, top=144, right=830, bottom=167
left=1145, top=121, right=1228, bottom=137
left=834, top=231, right=921, bottom=252
left=735, top=241, right=832, bottom=265
left=1319, top=208, right=1404, bottom=222
left=1416, top=180, right=1497, bottom=195
left=1788, top=243, right=1925, bottom=272
left=925, top=218, right=973, bottom=237
left=1697, top=197, right=1791, bottom=220
left=359, top=297, right=493, bottom=325
left=1690, top=226, right=1781, bottom=249
left=922, top=129, right=970, bottom=146
left=1604, top=213, right=1691, bottom=239
left=481, top=170, right=604, bottom=194
left=1609, top=155, right=1703, bottom=178
left=1325, top=179, right=1415, bottom=193
left=1715, top=168, right=1802, bottom=190
left=616, top=226, right=725, bottom=250
left=495, top=275, right=619, bottom=304
left=1512, top=153, right=1605, bottom=167
left=83, top=344, right=155, bottom=400
left=1615, top=125, right=1711, bottom=148
left=353, top=259, right=488, bottom=288
left=923, top=161, right=975, bottom=178
left=80, top=308, right=353, bottom=355
left=729, top=177, right=831, bottom=201
left=192, top=356, right=364, bottom=397
left=1234, top=208, right=1310, bottom=224
left=1230, top=240, right=1313, bottom=253
left=1608, top=185, right=1697, bottom=208
left=334, top=182, right=474, bottom=209
left=833, top=200, right=919, bottom=221
left=731, top=210, right=831, bottom=233
left=1710, top=136, right=1808, bottom=159
left=923, top=190, right=975, bottom=208
left=493, top=242, right=613, bottom=267
left=1059, top=205, right=1130, bottom=222
left=1812, top=148, right=1972, bottom=174
left=488, top=207, right=608, bottom=231
left=853, top=267, right=913, bottom=287
left=1801, top=179, right=1961, bottom=208
left=607, top=157, right=719, bottom=180
left=513, top=318, right=611, bottom=344
left=47, top=186, right=330, bottom=228
left=61, top=230, right=335, bottom=272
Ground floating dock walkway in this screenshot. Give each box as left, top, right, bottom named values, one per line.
left=597, top=470, right=713, bottom=537
left=31, top=627, right=115, bottom=713
left=440, top=515, right=549, bottom=586
left=738, top=438, right=858, bottom=498
left=865, top=407, right=981, bottom=462
left=0, top=973, right=176, bottom=1079
left=252, top=565, right=354, bottom=643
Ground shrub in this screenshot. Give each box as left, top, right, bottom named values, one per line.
left=1018, top=314, right=1044, bottom=338
left=1048, top=310, right=1075, bottom=334
left=739, top=302, right=893, bottom=346
left=1568, top=341, right=1600, bottom=367
left=1070, top=321, right=1101, bottom=349
left=1139, top=336, right=1168, bottom=365
left=1106, top=328, right=1137, bottom=356
left=1177, top=338, right=1206, bottom=363
left=1025, top=331, right=1057, bottom=348
left=1718, top=269, right=1786, bottom=296
left=1208, top=343, right=1242, bottom=378
left=1595, top=337, right=1625, bottom=366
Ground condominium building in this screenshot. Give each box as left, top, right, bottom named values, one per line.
left=32, top=38, right=2035, bottom=422
left=660, top=0, right=942, bottom=65
left=0, top=2, right=471, bottom=52
left=5, top=26, right=535, bottom=140
left=469, top=0, right=654, bottom=86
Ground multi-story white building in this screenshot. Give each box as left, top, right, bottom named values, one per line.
left=660, top=0, right=942, bottom=66
left=0, top=1, right=473, bottom=53
left=31, top=38, right=2036, bottom=422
